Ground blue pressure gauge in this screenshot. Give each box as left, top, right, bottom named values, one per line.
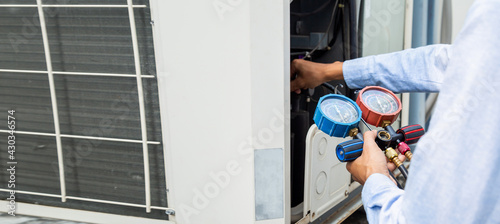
left=313, top=94, right=362, bottom=138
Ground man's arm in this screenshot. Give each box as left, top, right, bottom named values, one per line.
left=362, top=174, right=406, bottom=223
left=344, top=44, right=451, bottom=92
left=290, top=44, right=451, bottom=93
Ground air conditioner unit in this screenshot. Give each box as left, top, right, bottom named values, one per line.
left=0, top=0, right=415, bottom=223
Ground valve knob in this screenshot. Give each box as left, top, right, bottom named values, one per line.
left=397, top=124, right=425, bottom=145
left=397, top=142, right=413, bottom=161
left=397, top=142, right=411, bottom=154
left=336, top=139, right=363, bottom=162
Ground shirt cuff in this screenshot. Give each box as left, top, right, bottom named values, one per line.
left=343, top=56, right=375, bottom=89
left=361, top=173, right=399, bottom=205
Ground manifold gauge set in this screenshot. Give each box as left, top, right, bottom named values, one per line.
left=313, top=86, right=425, bottom=181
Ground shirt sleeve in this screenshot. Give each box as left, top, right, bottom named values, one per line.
left=343, top=44, right=452, bottom=92
left=362, top=173, right=407, bottom=224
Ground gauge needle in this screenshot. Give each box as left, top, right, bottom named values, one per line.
left=376, top=97, right=386, bottom=113
left=334, top=105, right=347, bottom=123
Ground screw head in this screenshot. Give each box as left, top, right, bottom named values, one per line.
left=165, top=209, right=175, bottom=215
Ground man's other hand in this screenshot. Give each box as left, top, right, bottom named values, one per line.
left=290, top=59, right=343, bottom=94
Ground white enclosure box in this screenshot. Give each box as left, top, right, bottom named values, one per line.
left=151, top=0, right=290, bottom=223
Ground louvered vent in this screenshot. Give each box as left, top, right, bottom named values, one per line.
left=0, top=0, right=168, bottom=219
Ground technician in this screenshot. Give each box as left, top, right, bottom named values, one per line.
left=290, top=0, right=500, bottom=223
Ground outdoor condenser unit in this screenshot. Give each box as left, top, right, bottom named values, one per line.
left=0, top=0, right=168, bottom=223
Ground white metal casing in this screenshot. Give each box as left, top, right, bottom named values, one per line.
left=150, top=0, right=290, bottom=223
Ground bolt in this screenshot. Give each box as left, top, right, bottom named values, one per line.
left=165, top=209, right=175, bottom=215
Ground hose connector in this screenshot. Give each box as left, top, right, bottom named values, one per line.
left=404, top=151, right=413, bottom=161
left=385, top=147, right=403, bottom=168
left=397, top=142, right=413, bottom=161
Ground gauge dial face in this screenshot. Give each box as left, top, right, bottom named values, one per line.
left=362, top=89, right=399, bottom=114
left=320, top=98, right=359, bottom=124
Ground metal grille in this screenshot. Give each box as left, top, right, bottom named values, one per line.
left=0, top=0, right=169, bottom=219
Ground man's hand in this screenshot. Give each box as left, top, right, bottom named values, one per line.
left=290, top=59, right=344, bottom=94
left=346, top=130, right=391, bottom=185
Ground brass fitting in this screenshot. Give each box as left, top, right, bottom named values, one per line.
left=377, top=130, right=391, bottom=140
left=376, top=130, right=392, bottom=150
left=348, top=128, right=359, bottom=137
left=385, top=147, right=403, bottom=168
left=404, top=151, right=413, bottom=161
left=381, top=120, right=392, bottom=128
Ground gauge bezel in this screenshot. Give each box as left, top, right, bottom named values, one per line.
left=314, top=94, right=362, bottom=138
left=356, top=86, right=402, bottom=127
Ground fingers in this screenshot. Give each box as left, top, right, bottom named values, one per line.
left=290, top=59, right=326, bottom=92
left=398, top=153, right=406, bottom=163
left=345, top=161, right=360, bottom=183
left=348, top=129, right=409, bottom=183
left=346, top=161, right=352, bottom=172
left=290, top=60, right=297, bottom=79
left=362, top=130, right=379, bottom=152
left=290, top=59, right=303, bottom=79
left=387, top=161, right=396, bottom=172
left=290, top=59, right=304, bottom=93
left=363, top=130, right=378, bottom=141
left=387, top=149, right=406, bottom=172
left=290, top=78, right=303, bottom=93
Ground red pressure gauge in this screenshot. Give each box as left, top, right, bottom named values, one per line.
left=356, top=86, right=402, bottom=127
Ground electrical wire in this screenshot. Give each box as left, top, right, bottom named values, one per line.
left=291, top=0, right=333, bottom=17
left=321, top=82, right=336, bottom=92
left=304, top=0, right=339, bottom=59
left=291, top=51, right=309, bottom=56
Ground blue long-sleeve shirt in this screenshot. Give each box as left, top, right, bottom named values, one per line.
left=342, top=0, right=500, bottom=223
